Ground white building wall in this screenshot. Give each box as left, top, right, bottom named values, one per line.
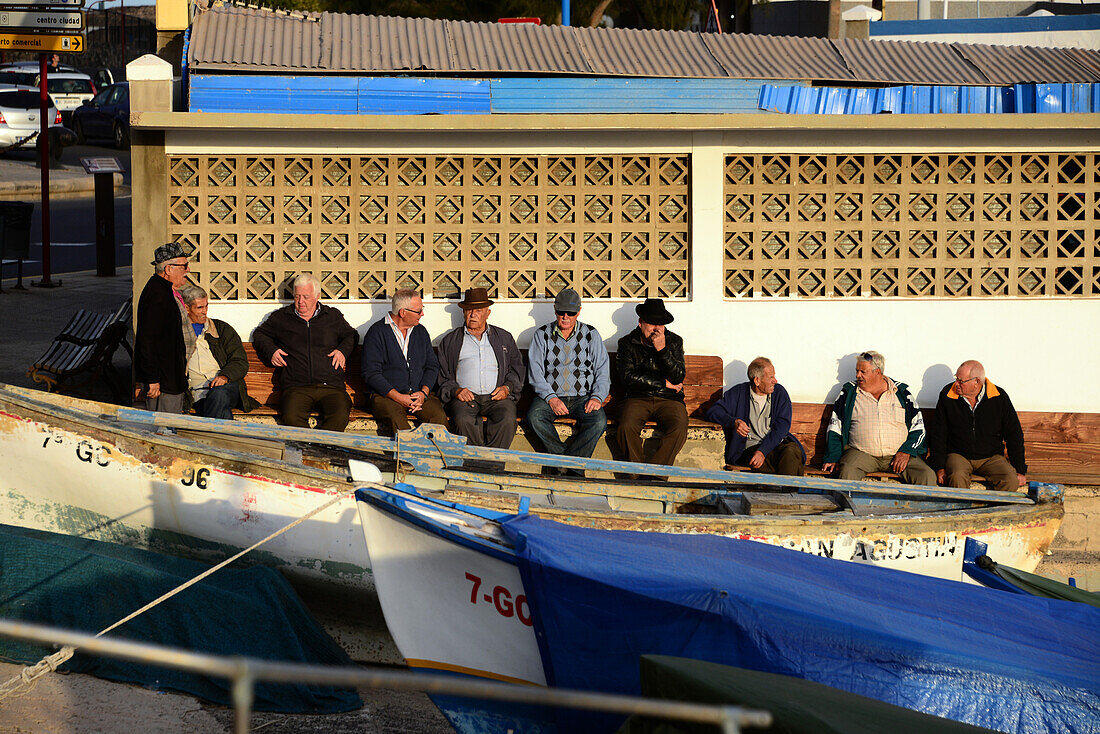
left=166, top=125, right=1100, bottom=414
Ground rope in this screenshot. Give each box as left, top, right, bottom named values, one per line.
left=427, top=434, right=450, bottom=469
left=0, top=481, right=371, bottom=699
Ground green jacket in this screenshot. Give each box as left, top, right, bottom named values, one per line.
left=824, top=379, right=926, bottom=463
left=193, top=318, right=260, bottom=413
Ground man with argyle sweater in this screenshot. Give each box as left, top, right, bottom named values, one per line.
left=526, top=288, right=611, bottom=462
left=821, top=350, right=936, bottom=486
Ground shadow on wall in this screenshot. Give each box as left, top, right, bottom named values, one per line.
left=721, top=360, right=750, bottom=392
left=920, top=363, right=955, bottom=407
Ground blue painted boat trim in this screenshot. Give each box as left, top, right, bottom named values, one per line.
left=355, top=487, right=519, bottom=564
left=873, top=13, right=1100, bottom=36
left=759, top=82, right=1100, bottom=114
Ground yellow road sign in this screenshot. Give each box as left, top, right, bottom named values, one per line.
left=0, top=31, right=82, bottom=52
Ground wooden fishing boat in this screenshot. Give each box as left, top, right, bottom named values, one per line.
left=0, top=383, right=1064, bottom=590
left=353, top=485, right=1100, bottom=734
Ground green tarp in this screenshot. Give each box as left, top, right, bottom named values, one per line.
left=618, top=655, right=1000, bottom=734
left=0, top=523, right=361, bottom=713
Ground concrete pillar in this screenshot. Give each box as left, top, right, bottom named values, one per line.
left=127, top=54, right=171, bottom=304
left=156, top=0, right=189, bottom=75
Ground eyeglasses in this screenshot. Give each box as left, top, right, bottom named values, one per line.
left=402, top=307, right=423, bottom=315
left=555, top=310, right=578, bottom=317
left=166, top=263, right=190, bottom=271
left=858, top=352, right=875, bottom=362
left=954, top=376, right=981, bottom=385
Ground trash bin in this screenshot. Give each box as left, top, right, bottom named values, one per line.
left=0, top=201, right=33, bottom=261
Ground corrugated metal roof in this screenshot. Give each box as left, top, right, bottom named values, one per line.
left=189, top=5, right=321, bottom=70
left=833, top=38, right=990, bottom=85
left=187, top=3, right=1100, bottom=84
left=704, top=34, right=855, bottom=82
left=956, top=42, right=1100, bottom=85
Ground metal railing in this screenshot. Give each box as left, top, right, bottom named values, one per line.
left=0, top=619, right=772, bottom=734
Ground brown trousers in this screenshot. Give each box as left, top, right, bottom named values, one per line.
left=945, top=453, right=1020, bottom=493
left=371, top=394, right=449, bottom=435
left=617, top=397, right=689, bottom=466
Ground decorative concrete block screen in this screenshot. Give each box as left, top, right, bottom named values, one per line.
left=723, top=153, right=1099, bottom=298
left=167, top=154, right=691, bottom=301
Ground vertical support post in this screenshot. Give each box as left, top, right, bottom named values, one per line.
left=120, top=0, right=127, bottom=68
left=562, top=0, right=570, bottom=25
left=231, top=663, right=254, bottom=734
left=95, top=172, right=116, bottom=277
left=34, top=53, right=57, bottom=288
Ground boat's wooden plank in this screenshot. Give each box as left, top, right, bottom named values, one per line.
left=175, top=428, right=286, bottom=460
left=730, top=492, right=842, bottom=516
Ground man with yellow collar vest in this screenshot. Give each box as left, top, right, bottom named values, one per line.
left=929, top=360, right=1027, bottom=492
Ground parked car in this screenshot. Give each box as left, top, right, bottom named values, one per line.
left=72, top=82, right=129, bottom=148
left=0, top=65, right=95, bottom=122
left=0, top=89, right=62, bottom=151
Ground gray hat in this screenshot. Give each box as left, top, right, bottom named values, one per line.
left=152, top=242, right=187, bottom=265
left=554, top=288, right=581, bottom=312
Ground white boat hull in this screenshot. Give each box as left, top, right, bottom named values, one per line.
left=0, top=402, right=372, bottom=590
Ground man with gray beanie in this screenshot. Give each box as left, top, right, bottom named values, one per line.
left=134, top=242, right=190, bottom=412
left=526, top=288, right=610, bottom=463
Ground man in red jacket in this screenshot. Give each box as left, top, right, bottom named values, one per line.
left=929, top=360, right=1027, bottom=492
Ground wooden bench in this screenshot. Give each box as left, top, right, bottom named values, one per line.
left=28, top=298, right=133, bottom=400
left=727, top=402, right=1100, bottom=486
left=240, top=343, right=724, bottom=428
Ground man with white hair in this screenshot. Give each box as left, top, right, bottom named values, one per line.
left=706, top=356, right=805, bottom=476
left=252, top=273, right=359, bottom=431
left=821, top=350, right=935, bottom=485
left=361, top=288, right=448, bottom=434
left=929, top=360, right=1027, bottom=492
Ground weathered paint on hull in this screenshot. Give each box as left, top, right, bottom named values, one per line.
left=436, top=488, right=1063, bottom=582
left=0, top=402, right=373, bottom=591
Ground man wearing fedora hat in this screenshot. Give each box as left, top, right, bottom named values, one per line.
left=135, top=242, right=192, bottom=413
left=616, top=297, right=688, bottom=467
left=362, top=288, right=449, bottom=434
left=436, top=288, right=525, bottom=448
left=526, top=288, right=611, bottom=463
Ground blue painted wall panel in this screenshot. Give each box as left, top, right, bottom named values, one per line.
left=759, top=83, right=1097, bottom=114
left=872, top=13, right=1100, bottom=36
left=490, top=77, right=795, bottom=114
left=357, top=77, right=489, bottom=115
left=189, top=75, right=489, bottom=115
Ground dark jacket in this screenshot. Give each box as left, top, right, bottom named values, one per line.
left=616, top=327, right=686, bottom=402
left=135, top=274, right=187, bottom=394
left=436, top=324, right=525, bottom=403
left=706, top=382, right=805, bottom=465
left=361, top=318, right=439, bottom=397
left=928, top=381, right=1027, bottom=474
left=203, top=318, right=260, bottom=412
left=824, top=379, right=927, bottom=463
left=251, top=303, right=359, bottom=390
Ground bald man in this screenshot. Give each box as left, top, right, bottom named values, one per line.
left=928, top=360, right=1027, bottom=492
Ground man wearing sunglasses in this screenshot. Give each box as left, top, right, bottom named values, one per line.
left=362, top=288, right=449, bottom=434
left=526, top=288, right=610, bottom=465
left=821, top=350, right=935, bottom=485
left=135, top=242, right=191, bottom=413
left=928, top=360, right=1027, bottom=492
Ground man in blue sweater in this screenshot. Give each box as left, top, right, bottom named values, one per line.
left=706, top=357, right=805, bottom=475
left=526, top=288, right=610, bottom=462
left=361, top=289, right=448, bottom=435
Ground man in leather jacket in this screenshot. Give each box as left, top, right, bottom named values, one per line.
left=252, top=273, right=359, bottom=431
left=616, top=298, right=688, bottom=466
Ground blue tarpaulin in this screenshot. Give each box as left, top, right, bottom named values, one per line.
left=500, top=514, right=1100, bottom=734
